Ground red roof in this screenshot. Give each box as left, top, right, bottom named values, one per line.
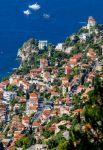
left=73, top=109, right=84, bottom=113
left=30, top=92, right=38, bottom=97
left=29, top=105, right=38, bottom=110
left=51, top=92, right=59, bottom=95
left=32, top=122, right=40, bottom=127
left=30, top=68, right=42, bottom=73
left=1, top=80, right=9, bottom=85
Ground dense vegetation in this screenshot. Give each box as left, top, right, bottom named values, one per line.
left=45, top=76, right=103, bottom=150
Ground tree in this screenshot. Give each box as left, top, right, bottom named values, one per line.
left=42, top=130, right=54, bottom=138
left=67, top=76, right=103, bottom=149
left=10, top=99, right=18, bottom=107
left=15, top=135, right=36, bottom=149
left=47, top=138, right=58, bottom=149
left=58, top=125, right=66, bottom=131
left=47, top=132, right=65, bottom=149
left=57, top=140, right=69, bottom=150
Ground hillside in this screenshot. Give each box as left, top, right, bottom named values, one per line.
left=0, top=16, right=103, bottom=150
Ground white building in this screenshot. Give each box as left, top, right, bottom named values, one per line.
left=34, top=144, right=48, bottom=150
left=38, top=40, right=48, bottom=50
left=3, top=91, right=17, bottom=102
left=55, top=43, right=64, bottom=51
left=79, top=33, right=89, bottom=42
left=87, top=16, right=96, bottom=29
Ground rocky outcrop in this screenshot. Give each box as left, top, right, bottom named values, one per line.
left=17, top=38, right=38, bottom=63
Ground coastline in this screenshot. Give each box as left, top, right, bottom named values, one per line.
left=0, top=16, right=103, bottom=149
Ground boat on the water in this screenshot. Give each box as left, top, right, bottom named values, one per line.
left=43, top=13, right=50, bottom=19
left=28, top=3, right=40, bottom=10
left=23, top=10, right=31, bottom=15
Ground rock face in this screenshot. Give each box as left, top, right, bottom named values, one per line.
left=17, top=38, right=38, bottom=64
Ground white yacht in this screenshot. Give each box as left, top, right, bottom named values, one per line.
left=28, top=3, right=40, bottom=10
left=23, top=10, right=31, bottom=15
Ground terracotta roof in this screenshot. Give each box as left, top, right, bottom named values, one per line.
left=0, top=133, right=5, bottom=139
left=51, top=92, right=59, bottom=95
left=62, top=77, right=68, bottom=80
left=29, top=105, right=38, bottom=110
left=89, top=71, right=96, bottom=75
left=1, top=80, right=9, bottom=85
left=32, top=122, right=40, bottom=127
left=84, top=123, right=92, bottom=129
left=22, top=115, right=29, bottom=120
left=30, top=92, right=38, bottom=97
left=43, top=109, right=51, bottom=114
left=81, top=64, right=89, bottom=67
left=30, top=68, right=42, bottom=73
left=73, top=108, right=84, bottom=113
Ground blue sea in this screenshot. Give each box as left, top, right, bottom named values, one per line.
left=0, top=0, right=103, bottom=78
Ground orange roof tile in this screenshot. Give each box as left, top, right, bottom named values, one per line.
left=73, top=108, right=84, bottom=113
left=29, top=105, right=38, bottom=110
left=32, top=122, right=40, bottom=127
left=30, top=92, right=38, bottom=97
